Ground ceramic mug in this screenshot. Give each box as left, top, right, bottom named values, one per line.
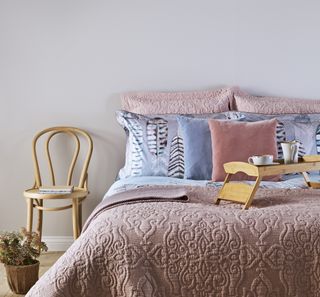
left=281, top=141, right=299, bottom=164
left=248, top=155, right=273, bottom=165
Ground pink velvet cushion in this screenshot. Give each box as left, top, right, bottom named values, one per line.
left=121, top=87, right=238, bottom=115
left=233, top=92, right=320, bottom=114
left=208, top=118, right=279, bottom=182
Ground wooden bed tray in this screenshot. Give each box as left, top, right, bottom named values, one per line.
left=216, top=155, right=320, bottom=210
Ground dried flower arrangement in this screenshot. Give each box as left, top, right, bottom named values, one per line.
left=0, top=228, right=48, bottom=266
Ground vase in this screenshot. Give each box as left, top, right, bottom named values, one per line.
left=5, top=261, right=40, bottom=294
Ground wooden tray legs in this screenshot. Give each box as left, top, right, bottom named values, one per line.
left=216, top=174, right=262, bottom=210
left=216, top=160, right=320, bottom=209
left=302, top=172, right=320, bottom=189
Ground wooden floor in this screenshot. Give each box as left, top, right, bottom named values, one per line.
left=0, top=252, right=63, bottom=297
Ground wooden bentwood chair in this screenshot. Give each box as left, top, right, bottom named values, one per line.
left=23, top=127, right=93, bottom=240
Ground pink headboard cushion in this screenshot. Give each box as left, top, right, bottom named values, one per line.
left=232, top=91, right=320, bottom=114
left=208, top=118, right=279, bottom=182
left=121, top=87, right=238, bottom=115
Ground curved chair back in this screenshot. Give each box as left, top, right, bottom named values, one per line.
left=32, top=127, right=93, bottom=189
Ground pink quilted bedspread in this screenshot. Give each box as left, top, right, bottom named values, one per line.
left=27, top=185, right=320, bottom=297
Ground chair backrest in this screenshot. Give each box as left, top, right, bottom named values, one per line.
left=32, top=127, right=93, bottom=188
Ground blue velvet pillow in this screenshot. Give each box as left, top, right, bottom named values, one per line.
left=177, top=116, right=212, bottom=180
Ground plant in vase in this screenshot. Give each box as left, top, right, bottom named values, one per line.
left=0, top=228, right=48, bottom=294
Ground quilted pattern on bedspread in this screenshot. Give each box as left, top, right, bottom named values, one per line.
left=27, top=188, right=320, bottom=297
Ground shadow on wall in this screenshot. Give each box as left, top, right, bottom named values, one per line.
left=104, top=93, right=126, bottom=182
left=83, top=93, right=126, bottom=217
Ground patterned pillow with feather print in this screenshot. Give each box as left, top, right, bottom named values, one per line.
left=116, top=110, right=185, bottom=179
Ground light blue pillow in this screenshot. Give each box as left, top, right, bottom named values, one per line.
left=177, top=116, right=212, bottom=180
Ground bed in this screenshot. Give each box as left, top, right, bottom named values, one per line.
left=27, top=87, right=320, bottom=297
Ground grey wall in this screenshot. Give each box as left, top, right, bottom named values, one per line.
left=1, top=0, right=320, bottom=236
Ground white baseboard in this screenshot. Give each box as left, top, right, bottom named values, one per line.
left=42, top=236, right=74, bottom=252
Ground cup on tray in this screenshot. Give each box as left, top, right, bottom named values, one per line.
left=281, top=141, right=299, bottom=164
left=248, top=155, right=273, bottom=166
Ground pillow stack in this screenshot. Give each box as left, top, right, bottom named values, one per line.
left=117, top=86, right=320, bottom=182
left=117, top=87, right=235, bottom=180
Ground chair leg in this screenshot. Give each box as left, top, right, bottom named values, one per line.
left=37, top=200, right=43, bottom=242
left=26, top=198, right=33, bottom=232
left=78, top=203, right=82, bottom=233
left=72, top=199, right=79, bottom=240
